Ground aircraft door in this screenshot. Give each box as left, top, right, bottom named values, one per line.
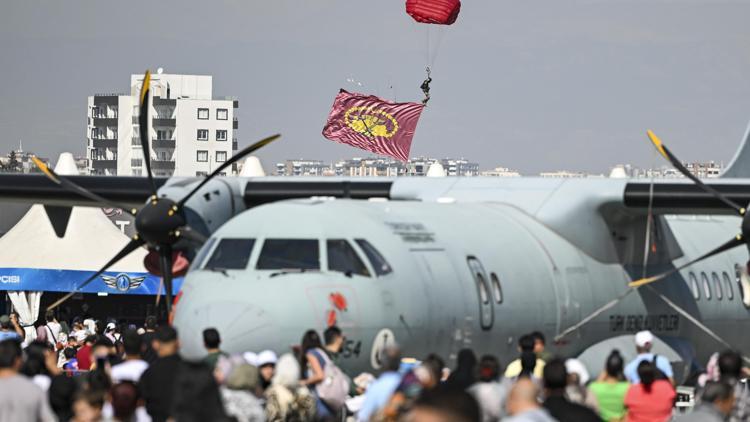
left=411, top=250, right=464, bottom=357
left=467, top=256, right=494, bottom=330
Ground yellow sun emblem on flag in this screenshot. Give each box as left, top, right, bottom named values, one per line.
left=344, top=106, right=399, bottom=138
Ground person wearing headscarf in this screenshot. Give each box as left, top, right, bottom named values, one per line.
left=445, top=349, right=478, bottom=391
left=265, top=354, right=315, bottom=422
left=220, top=362, right=265, bottom=422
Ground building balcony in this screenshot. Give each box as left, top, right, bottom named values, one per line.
left=91, top=159, right=117, bottom=169
left=152, top=138, right=175, bottom=149
left=151, top=160, right=175, bottom=170
left=153, top=97, right=177, bottom=106
left=153, top=118, right=176, bottom=127
left=92, top=138, right=118, bottom=149
left=94, top=95, right=120, bottom=106
left=93, top=117, right=118, bottom=127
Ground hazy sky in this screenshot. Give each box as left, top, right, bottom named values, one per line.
left=2, top=1, right=750, bottom=174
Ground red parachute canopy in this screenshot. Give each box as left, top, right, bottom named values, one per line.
left=406, top=0, right=461, bottom=25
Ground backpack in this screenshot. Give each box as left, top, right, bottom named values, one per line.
left=312, top=348, right=350, bottom=411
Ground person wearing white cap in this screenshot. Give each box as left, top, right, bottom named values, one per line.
left=256, top=349, right=278, bottom=391
left=624, top=330, right=674, bottom=384
left=243, top=351, right=258, bottom=366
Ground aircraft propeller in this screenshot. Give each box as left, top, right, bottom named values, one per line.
left=556, top=129, right=750, bottom=343
left=627, top=130, right=749, bottom=288
left=36, top=70, right=280, bottom=314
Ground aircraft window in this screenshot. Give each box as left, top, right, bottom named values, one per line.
left=256, top=239, right=320, bottom=270
left=477, top=273, right=489, bottom=305
left=723, top=272, right=734, bottom=300
left=355, top=239, right=392, bottom=276
left=701, top=272, right=711, bottom=300
left=327, top=240, right=370, bottom=277
left=204, top=238, right=255, bottom=270
left=688, top=272, right=700, bottom=300
left=190, top=237, right=216, bottom=271
left=712, top=272, right=723, bottom=300
left=490, top=273, right=503, bottom=304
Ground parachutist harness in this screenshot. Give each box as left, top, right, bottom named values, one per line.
left=421, top=67, right=432, bottom=105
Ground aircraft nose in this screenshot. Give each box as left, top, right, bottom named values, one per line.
left=174, top=299, right=278, bottom=360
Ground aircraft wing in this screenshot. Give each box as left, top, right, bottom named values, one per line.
left=0, top=174, right=168, bottom=208
left=1, top=173, right=750, bottom=214
left=0, top=174, right=392, bottom=207
left=624, top=181, right=750, bottom=214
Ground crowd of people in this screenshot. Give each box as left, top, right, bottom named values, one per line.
left=0, top=309, right=748, bottom=422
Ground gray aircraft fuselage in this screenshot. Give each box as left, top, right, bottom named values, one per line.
left=171, top=176, right=750, bottom=380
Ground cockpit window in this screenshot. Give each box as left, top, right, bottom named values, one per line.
left=256, top=239, right=320, bottom=270
left=204, top=238, right=255, bottom=270
left=327, top=240, right=370, bottom=277
left=190, top=237, right=216, bottom=271
left=355, top=239, right=392, bottom=276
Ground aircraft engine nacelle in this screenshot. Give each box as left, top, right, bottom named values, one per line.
left=157, top=177, right=247, bottom=244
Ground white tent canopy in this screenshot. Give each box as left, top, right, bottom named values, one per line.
left=0, top=153, right=147, bottom=341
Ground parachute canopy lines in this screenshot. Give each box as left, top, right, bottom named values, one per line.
left=405, top=0, right=461, bottom=105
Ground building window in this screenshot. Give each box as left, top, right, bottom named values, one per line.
left=196, top=171, right=208, bottom=176
left=197, top=108, right=209, bottom=120
left=216, top=151, right=227, bottom=163
left=216, top=109, right=228, bottom=120
left=216, top=130, right=227, bottom=141
left=197, top=150, right=208, bottom=162
left=197, top=129, right=208, bottom=141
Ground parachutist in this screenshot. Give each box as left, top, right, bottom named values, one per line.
left=421, top=68, right=432, bottom=105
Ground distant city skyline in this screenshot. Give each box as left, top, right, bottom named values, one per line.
left=2, top=1, right=750, bottom=174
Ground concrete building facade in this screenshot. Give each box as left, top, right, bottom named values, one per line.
left=86, top=72, right=238, bottom=177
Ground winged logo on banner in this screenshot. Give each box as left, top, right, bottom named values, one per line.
left=101, top=273, right=147, bottom=292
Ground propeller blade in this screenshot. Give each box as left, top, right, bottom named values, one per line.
left=176, top=134, right=280, bottom=209
left=31, top=157, right=137, bottom=215
left=629, top=235, right=745, bottom=288
left=47, top=236, right=145, bottom=310
left=139, top=70, right=157, bottom=196
left=159, top=246, right=174, bottom=314
left=555, top=288, right=636, bottom=342
left=647, top=130, right=745, bottom=215
left=175, top=225, right=207, bottom=245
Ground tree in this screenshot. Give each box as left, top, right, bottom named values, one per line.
left=2, top=150, right=20, bottom=173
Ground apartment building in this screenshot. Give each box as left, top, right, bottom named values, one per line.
left=334, top=157, right=407, bottom=177
left=86, top=72, right=238, bottom=176
left=275, top=160, right=332, bottom=176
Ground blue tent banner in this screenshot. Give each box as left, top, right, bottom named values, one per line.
left=0, top=268, right=183, bottom=295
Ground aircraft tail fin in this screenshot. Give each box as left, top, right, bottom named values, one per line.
left=721, top=119, right=750, bottom=178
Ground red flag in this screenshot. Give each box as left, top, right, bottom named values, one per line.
left=322, top=90, right=424, bottom=161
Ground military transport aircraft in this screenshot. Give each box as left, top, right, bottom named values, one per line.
left=3, top=71, right=750, bottom=380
